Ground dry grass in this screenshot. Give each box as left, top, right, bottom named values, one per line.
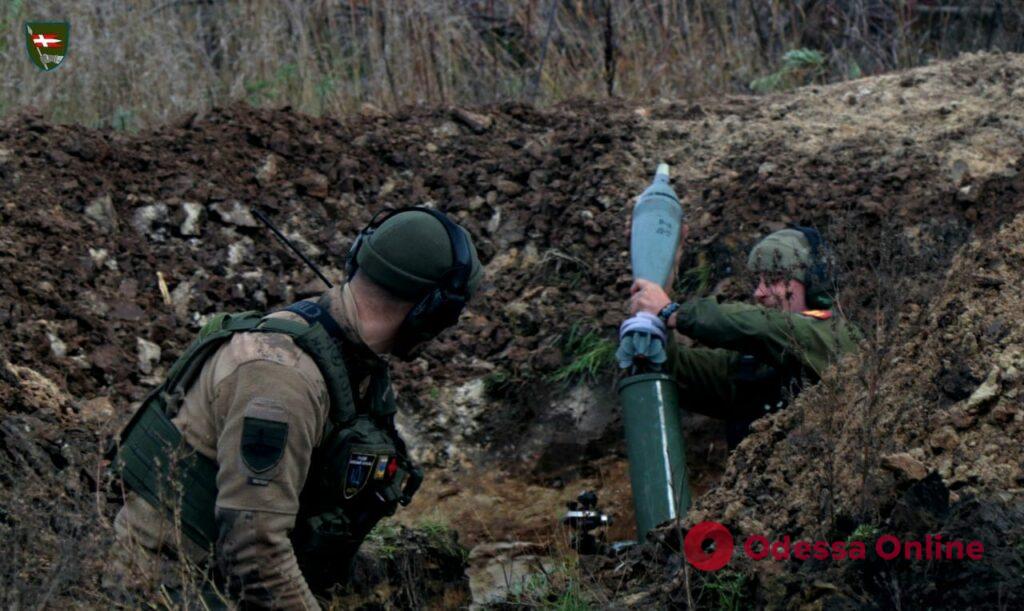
left=4, top=0, right=1023, bottom=128
left=0, top=446, right=159, bottom=608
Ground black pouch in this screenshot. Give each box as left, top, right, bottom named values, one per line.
left=291, top=507, right=361, bottom=594
left=301, top=417, right=405, bottom=539
left=734, top=355, right=789, bottom=416
left=292, top=416, right=407, bottom=592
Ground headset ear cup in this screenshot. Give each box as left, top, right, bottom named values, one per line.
left=787, top=223, right=833, bottom=307
left=394, top=289, right=441, bottom=359
left=392, top=289, right=468, bottom=360
left=808, top=234, right=833, bottom=308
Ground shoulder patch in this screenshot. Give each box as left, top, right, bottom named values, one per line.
left=241, top=416, right=288, bottom=473
left=800, top=309, right=833, bottom=320
left=344, top=453, right=376, bottom=499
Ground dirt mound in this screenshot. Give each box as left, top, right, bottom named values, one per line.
left=3, top=51, right=1024, bottom=606
left=0, top=94, right=651, bottom=605
left=0, top=98, right=646, bottom=459
left=587, top=53, right=1024, bottom=608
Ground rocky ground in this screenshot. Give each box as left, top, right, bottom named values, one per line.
left=2, top=51, right=1024, bottom=607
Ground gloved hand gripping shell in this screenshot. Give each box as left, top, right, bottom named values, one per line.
left=616, top=312, right=668, bottom=370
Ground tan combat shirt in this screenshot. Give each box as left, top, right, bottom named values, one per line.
left=115, top=283, right=373, bottom=609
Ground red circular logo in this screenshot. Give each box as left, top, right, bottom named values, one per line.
left=684, top=521, right=734, bottom=571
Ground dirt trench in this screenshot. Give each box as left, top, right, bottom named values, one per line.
left=2, top=52, right=1024, bottom=606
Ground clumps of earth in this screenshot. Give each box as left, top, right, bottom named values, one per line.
left=3, top=52, right=1024, bottom=607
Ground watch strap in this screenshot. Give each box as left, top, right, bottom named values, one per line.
left=658, top=302, right=681, bottom=324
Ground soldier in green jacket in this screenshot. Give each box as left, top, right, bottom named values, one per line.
left=630, top=226, right=861, bottom=447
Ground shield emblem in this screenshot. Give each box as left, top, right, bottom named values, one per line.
left=344, top=453, right=375, bottom=499
left=240, top=417, right=288, bottom=473
left=25, top=22, right=70, bottom=72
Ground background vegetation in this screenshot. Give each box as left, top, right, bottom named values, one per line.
left=4, top=0, right=1023, bottom=128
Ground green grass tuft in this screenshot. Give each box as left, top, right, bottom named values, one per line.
left=751, top=47, right=827, bottom=93
left=702, top=569, right=749, bottom=611
left=679, top=260, right=713, bottom=296
left=506, top=560, right=593, bottom=610
left=847, top=523, right=881, bottom=543
left=483, top=368, right=521, bottom=398
left=416, top=514, right=468, bottom=562
left=366, top=520, right=402, bottom=558
left=547, top=323, right=616, bottom=384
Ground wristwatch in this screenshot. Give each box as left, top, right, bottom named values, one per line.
left=658, top=302, right=681, bottom=327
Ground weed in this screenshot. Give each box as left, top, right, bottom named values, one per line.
left=505, top=558, right=593, bottom=610
left=538, top=249, right=591, bottom=290
left=678, top=253, right=714, bottom=296
left=847, top=523, right=882, bottom=544
left=701, top=569, right=749, bottom=611
left=243, top=78, right=274, bottom=107
left=508, top=572, right=550, bottom=601
left=547, top=322, right=616, bottom=384
left=848, top=59, right=864, bottom=80
left=110, top=107, right=136, bottom=132
left=483, top=368, right=518, bottom=398
left=415, top=514, right=467, bottom=562
left=366, top=521, right=401, bottom=558
left=244, top=62, right=301, bottom=107
left=750, top=48, right=827, bottom=93
left=366, top=517, right=467, bottom=564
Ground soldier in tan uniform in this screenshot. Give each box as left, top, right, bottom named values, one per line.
left=112, top=208, right=482, bottom=608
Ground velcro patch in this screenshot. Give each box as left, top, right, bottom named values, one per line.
left=241, top=417, right=288, bottom=473
left=373, top=454, right=395, bottom=481
left=344, top=453, right=375, bottom=499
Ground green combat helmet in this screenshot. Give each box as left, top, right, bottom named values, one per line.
left=348, top=208, right=483, bottom=358
left=747, top=226, right=833, bottom=309
left=354, top=209, right=482, bottom=299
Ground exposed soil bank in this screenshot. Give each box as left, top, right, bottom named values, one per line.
left=3, top=51, right=1024, bottom=607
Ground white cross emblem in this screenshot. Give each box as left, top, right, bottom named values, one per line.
left=32, top=34, right=61, bottom=48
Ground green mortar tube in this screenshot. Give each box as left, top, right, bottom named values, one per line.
left=617, top=372, right=691, bottom=540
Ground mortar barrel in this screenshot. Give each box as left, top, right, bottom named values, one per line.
left=617, top=373, right=692, bottom=540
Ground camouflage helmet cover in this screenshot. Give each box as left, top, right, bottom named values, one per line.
left=747, top=229, right=813, bottom=278
left=747, top=228, right=833, bottom=307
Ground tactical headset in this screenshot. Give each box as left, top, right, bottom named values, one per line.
left=786, top=223, right=833, bottom=309
left=346, top=207, right=472, bottom=359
